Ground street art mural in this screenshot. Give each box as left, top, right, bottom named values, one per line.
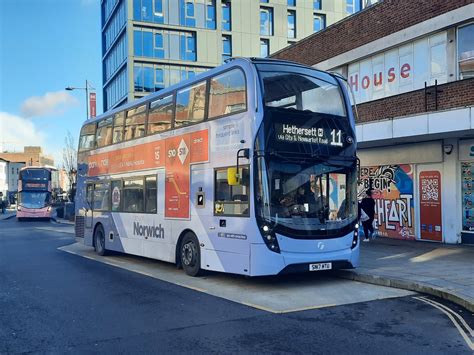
left=358, top=165, right=415, bottom=240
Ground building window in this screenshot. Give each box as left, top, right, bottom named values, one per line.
left=154, top=32, right=164, bottom=58
left=287, top=10, right=296, bottom=39
left=260, top=8, right=273, bottom=36
left=222, top=35, right=232, bottom=62
left=260, top=0, right=269, bottom=3
left=184, top=1, right=196, bottom=27
left=313, top=14, right=325, bottom=32
left=346, top=0, right=361, bottom=14
left=458, top=23, right=474, bottom=80
left=222, top=1, right=231, bottom=31
left=180, top=32, right=196, bottom=61
left=314, top=0, right=322, bottom=10
left=288, top=0, right=296, bottom=6
left=154, top=0, right=164, bottom=23
left=206, top=0, right=216, bottom=29
left=260, top=38, right=269, bottom=57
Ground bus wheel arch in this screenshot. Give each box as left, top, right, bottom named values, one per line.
left=93, top=222, right=108, bottom=256
left=176, top=230, right=202, bottom=277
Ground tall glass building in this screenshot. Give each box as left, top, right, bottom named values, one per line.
left=101, top=0, right=377, bottom=111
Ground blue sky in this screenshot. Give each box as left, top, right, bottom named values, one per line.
left=0, top=0, right=102, bottom=166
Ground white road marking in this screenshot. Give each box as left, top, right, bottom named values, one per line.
left=35, top=226, right=75, bottom=235
left=414, top=296, right=474, bottom=351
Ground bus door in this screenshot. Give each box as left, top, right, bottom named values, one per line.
left=85, top=183, right=94, bottom=229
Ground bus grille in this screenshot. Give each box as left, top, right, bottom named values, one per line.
left=75, top=216, right=85, bottom=238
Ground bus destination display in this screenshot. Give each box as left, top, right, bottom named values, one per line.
left=275, top=123, right=344, bottom=147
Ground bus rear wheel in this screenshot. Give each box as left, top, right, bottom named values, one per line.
left=180, top=233, right=202, bottom=277
left=94, top=225, right=108, bottom=256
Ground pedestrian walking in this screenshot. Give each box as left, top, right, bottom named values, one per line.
left=360, top=188, right=375, bottom=242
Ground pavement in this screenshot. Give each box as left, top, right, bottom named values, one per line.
left=0, top=208, right=16, bottom=220
left=338, top=237, right=474, bottom=313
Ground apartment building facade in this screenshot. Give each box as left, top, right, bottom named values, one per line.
left=101, top=0, right=377, bottom=111
left=273, top=0, right=474, bottom=244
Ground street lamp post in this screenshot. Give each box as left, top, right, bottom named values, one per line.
left=65, top=80, right=95, bottom=119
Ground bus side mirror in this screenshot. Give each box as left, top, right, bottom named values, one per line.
left=227, top=167, right=240, bottom=186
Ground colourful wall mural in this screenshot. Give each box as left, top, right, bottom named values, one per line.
left=359, top=165, right=415, bottom=240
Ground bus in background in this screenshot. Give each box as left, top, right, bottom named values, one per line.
left=76, top=58, right=359, bottom=277
left=17, top=167, right=57, bottom=221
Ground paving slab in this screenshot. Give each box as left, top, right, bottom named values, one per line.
left=337, top=238, right=474, bottom=312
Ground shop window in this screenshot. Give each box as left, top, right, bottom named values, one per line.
left=145, top=176, right=157, bottom=213
left=124, top=105, right=146, bottom=140
left=209, top=69, right=246, bottom=118
left=123, top=179, right=144, bottom=212
left=148, top=94, right=174, bottom=134
left=214, top=166, right=250, bottom=216
left=458, top=23, right=474, bottom=80
left=175, top=80, right=207, bottom=127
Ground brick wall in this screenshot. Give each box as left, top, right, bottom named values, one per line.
left=272, top=0, right=474, bottom=65
left=355, top=78, right=474, bottom=124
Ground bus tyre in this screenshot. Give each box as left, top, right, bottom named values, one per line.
left=181, top=233, right=202, bottom=277
left=94, top=225, right=108, bottom=256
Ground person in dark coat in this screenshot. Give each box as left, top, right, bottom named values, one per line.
left=360, top=188, right=375, bottom=242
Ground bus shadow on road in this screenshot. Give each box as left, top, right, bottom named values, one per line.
left=59, top=242, right=414, bottom=313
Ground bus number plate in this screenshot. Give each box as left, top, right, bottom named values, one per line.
left=309, top=263, right=332, bottom=271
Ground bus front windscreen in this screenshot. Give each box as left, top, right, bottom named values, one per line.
left=20, top=169, right=51, bottom=181
left=256, top=157, right=358, bottom=238
left=19, top=191, right=51, bottom=209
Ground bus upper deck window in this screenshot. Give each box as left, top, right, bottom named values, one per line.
left=79, top=123, right=96, bottom=151
left=175, top=81, right=207, bottom=127
left=113, top=112, right=125, bottom=143
left=96, top=117, right=113, bottom=148
left=124, top=105, right=146, bottom=140
left=209, top=69, right=247, bottom=119
left=148, top=95, right=173, bottom=134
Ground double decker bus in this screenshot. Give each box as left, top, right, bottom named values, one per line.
left=76, top=58, right=359, bottom=276
left=17, top=167, right=56, bottom=220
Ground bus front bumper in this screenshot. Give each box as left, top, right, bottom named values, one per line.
left=17, top=207, right=52, bottom=219
left=249, top=242, right=359, bottom=277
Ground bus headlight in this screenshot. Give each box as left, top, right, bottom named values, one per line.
left=351, top=225, right=359, bottom=249
left=47, top=206, right=51, bottom=212
left=260, top=225, right=280, bottom=253
left=17, top=206, right=21, bottom=211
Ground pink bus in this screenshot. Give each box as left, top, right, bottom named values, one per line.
left=17, top=167, right=56, bottom=220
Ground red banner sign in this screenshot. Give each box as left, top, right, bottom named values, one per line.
left=89, top=92, right=96, bottom=118
left=419, top=171, right=442, bottom=241
left=87, top=129, right=209, bottom=219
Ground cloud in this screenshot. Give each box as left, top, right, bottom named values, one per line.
left=20, top=91, right=78, bottom=118
left=0, top=112, right=46, bottom=152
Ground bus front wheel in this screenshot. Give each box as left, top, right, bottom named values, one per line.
left=94, top=225, right=108, bottom=256
left=180, top=233, right=202, bottom=277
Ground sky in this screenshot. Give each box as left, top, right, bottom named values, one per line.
left=0, top=0, right=103, bottom=167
